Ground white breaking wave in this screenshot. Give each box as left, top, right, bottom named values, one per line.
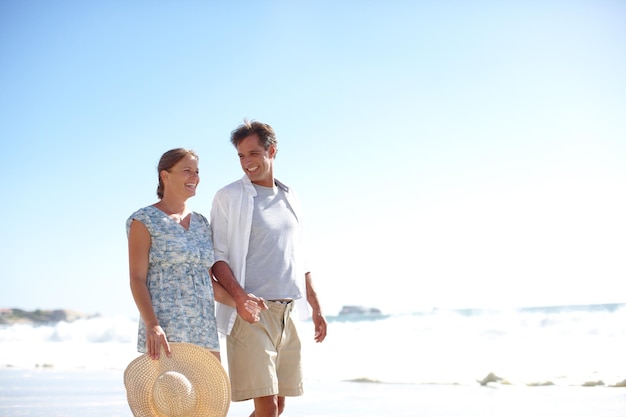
left=0, top=315, right=139, bottom=370
left=1, top=305, right=625, bottom=387
left=0, top=315, right=137, bottom=344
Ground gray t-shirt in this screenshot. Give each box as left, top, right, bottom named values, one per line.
left=244, top=184, right=302, bottom=300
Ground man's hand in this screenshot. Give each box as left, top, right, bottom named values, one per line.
left=312, top=311, right=327, bottom=343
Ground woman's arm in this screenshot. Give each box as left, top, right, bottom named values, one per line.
left=211, top=274, right=236, bottom=308
left=210, top=266, right=263, bottom=319
left=128, top=219, right=170, bottom=359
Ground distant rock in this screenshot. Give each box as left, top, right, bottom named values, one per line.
left=582, top=380, right=605, bottom=387
left=478, top=372, right=504, bottom=386
left=339, top=305, right=383, bottom=315
left=0, top=308, right=96, bottom=325
left=345, top=377, right=383, bottom=383
left=526, top=381, right=555, bottom=387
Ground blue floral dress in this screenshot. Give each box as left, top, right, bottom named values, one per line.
left=126, top=206, right=219, bottom=352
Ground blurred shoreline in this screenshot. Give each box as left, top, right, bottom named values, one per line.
left=2, top=303, right=626, bottom=389
left=0, top=308, right=100, bottom=325
left=1, top=368, right=626, bottom=417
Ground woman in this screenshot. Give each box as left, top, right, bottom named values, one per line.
left=126, top=148, right=256, bottom=360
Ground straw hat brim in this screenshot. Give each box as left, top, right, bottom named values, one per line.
left=124, top=342, right=230, bottom=417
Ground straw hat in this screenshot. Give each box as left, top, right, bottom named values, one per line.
left=124, top=342, right=230, bottom=417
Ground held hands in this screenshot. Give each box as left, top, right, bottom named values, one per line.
left=236, top=293, right=268, bottom=323
left=146, top=324, right=171, bottom=360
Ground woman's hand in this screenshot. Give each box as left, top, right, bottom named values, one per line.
left=146, top=324, right=171, bottom=360
left=237, top=294, right=268, bottom=323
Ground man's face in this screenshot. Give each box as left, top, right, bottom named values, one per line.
left=236, top=133, right=276, bottom=187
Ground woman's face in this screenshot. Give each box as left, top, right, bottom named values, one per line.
left=163, top=154, right=200, bottom=198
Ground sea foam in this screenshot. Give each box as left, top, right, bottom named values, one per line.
left=2, top=304, right=625, bottom=387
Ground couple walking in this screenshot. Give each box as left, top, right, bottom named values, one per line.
left=126, top=120, right=327, bottom=417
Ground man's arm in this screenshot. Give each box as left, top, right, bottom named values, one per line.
left=305, top=272, right=327, bottom=343
left=212, top=260, right=267, bottom=323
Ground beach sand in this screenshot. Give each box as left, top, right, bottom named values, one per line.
left=1, top=368, right=626, bottom=417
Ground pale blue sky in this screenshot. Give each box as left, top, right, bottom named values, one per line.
left=1, top=1, right=625, bottom=317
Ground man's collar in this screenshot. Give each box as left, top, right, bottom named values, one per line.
left=241, top=175, right=289, bottom=192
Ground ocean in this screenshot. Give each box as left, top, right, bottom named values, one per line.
left=307, top=303, right=626, bottom=387
left=1, top=303, right=626, bottom=416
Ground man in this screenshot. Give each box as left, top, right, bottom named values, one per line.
left=211, top=120, right=327, bottom=417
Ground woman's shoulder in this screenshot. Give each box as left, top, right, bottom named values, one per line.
left=128, top=205, right=158, bottom=218
left=192, top=211, right=208, bottom=221
left=191, top=211, right=211, bottom=231
left=126, top=206, right=160, bottom=228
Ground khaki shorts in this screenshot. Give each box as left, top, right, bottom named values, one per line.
left=227, top=300, right=303, bottom=401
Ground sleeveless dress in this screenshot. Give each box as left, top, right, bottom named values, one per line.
left=126, top=206, right=219, bottom=352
